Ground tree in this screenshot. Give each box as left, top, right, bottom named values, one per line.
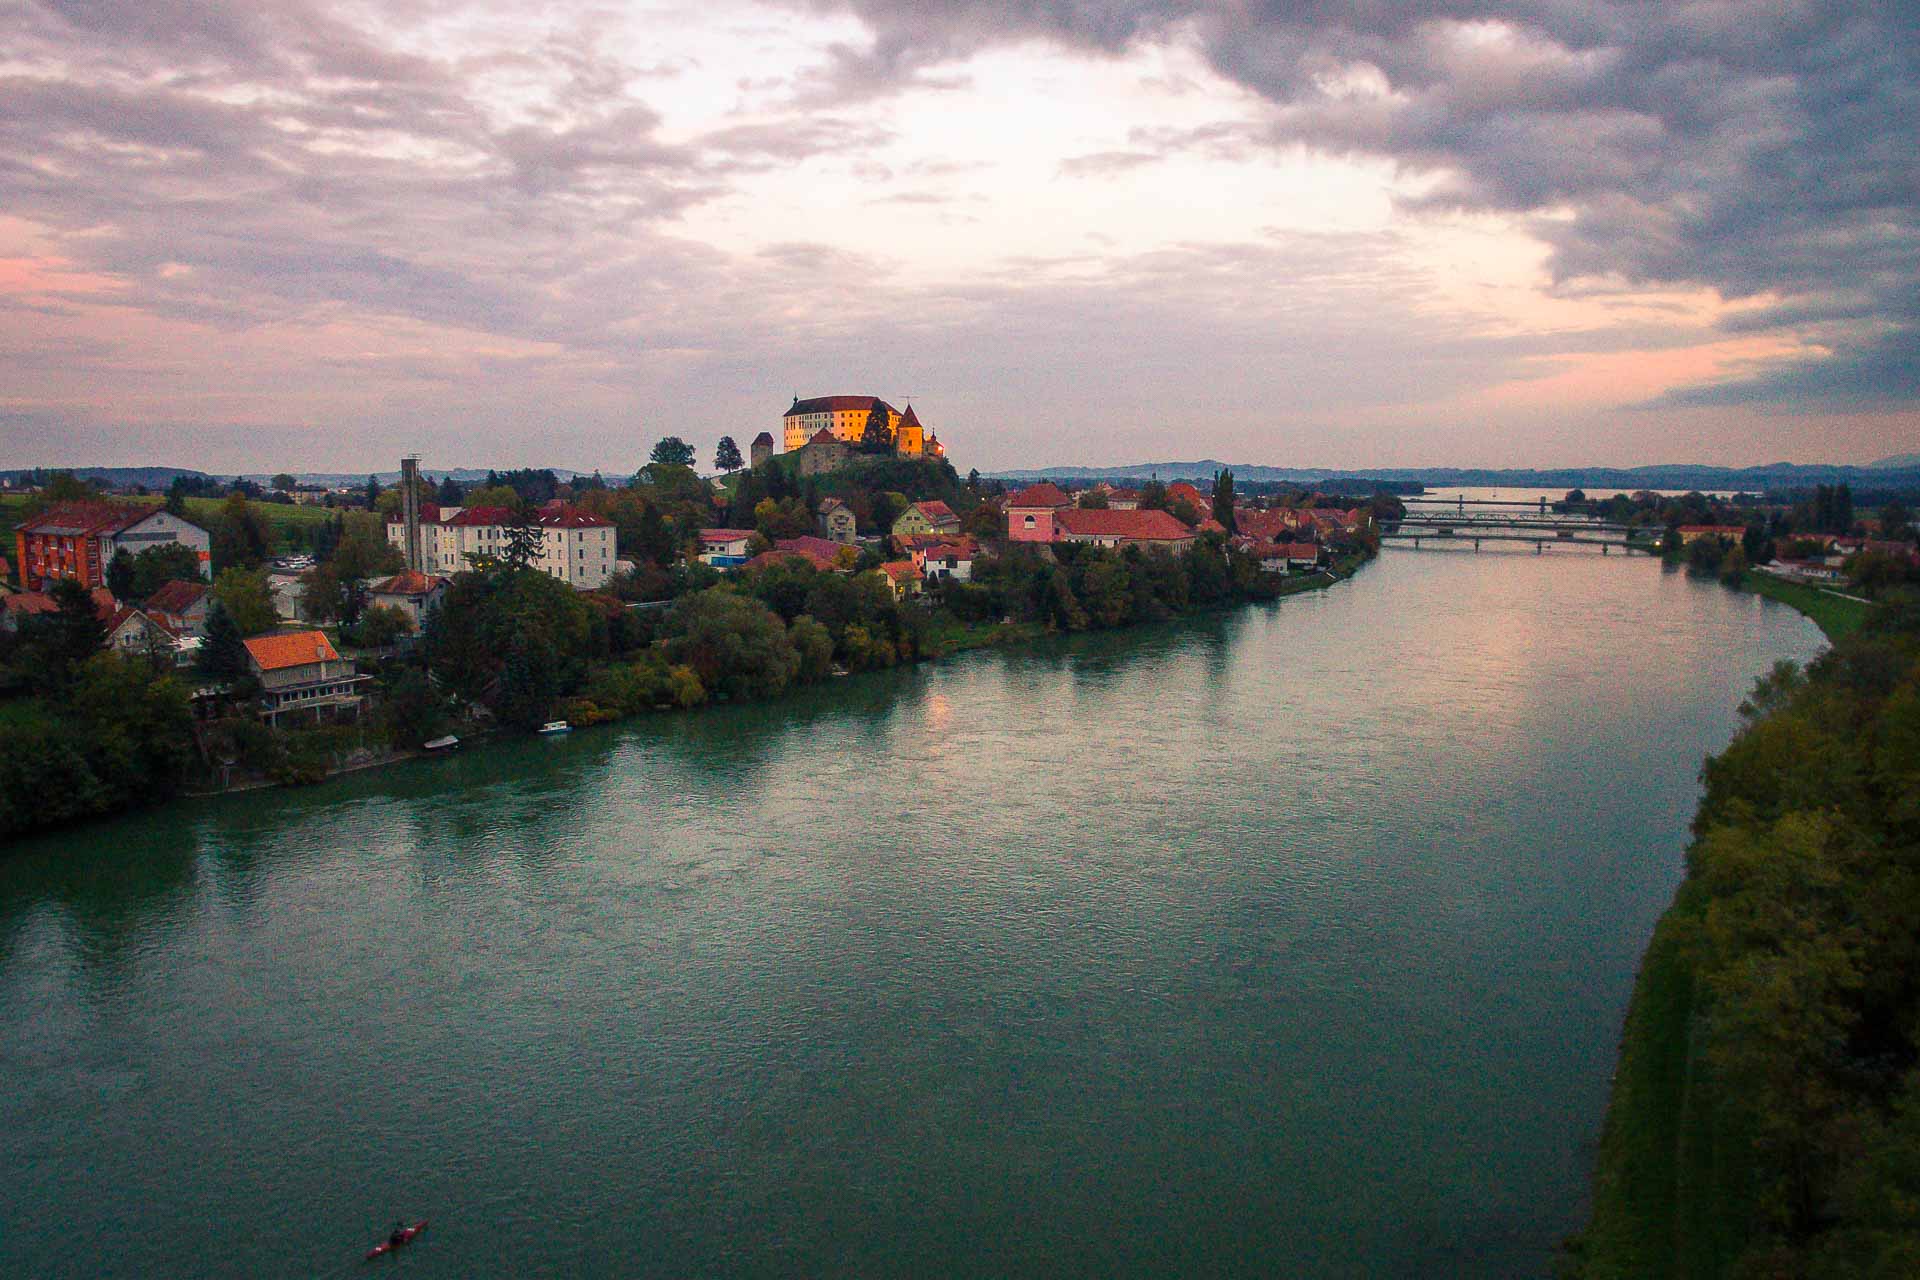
left=271, top=473, right=297, bottom=492
left=502, top=513, right=544, bottom=571
left=211, top=567, right=278, bottom=636
left=211, top=491, right=271, bottom=570
left=364, top=474, right=381, bottom=507
left=464, top=484, right=522, bottom=511
left=44, top=472, right=98, bottom=503
left=650, top=436, right=696, bottom=469
left=860, top=402, right=894, bottom=454
left=129, top=544, right=204, bottom=599
left=659, top=589, right=800, bottom=701
left=21, top=578, right=106, bottom=693
left=1883, top=500, right=1912, bottom=540
left=1212, top=469, right=1237, bottom=534
left=437, top=475, right=464, bottom=505
left=356, top=603, right=414, bottom=648
left=715, top=436, right=744, bottom=472
left=165, top=477, right=190, bottom=517
left=1078, top=490, right=1109, bottom=509
left=106, top=548, right=135, bottom=600
left=198, top=599, right=248, bottom=677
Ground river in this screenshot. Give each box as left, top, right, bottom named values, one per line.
left=0, top=546, right=1824, bottom=1277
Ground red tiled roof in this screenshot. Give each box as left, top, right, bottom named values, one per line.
left=1054, top=508, right=1194, bottom=541
left=787, top=395, right=896, bottom=415
left=369, top=570, right=447, bottom=596
left=243, top=629, right=340, bottom=672
left=1167, top=482, right=1206, bottom=506
left=923, top=538, right=977, bottom=562
left=879, top=559, right=921, bottom=582
left=775, top=536, right=844, bottom=560
left=2, top=592, right=57, bottom=617
left=819, top=497, right=849, bottom=512
left=911, top=500, right=957, bottom=523
left=806, top=428, right=840, bottom=446
left=534, top=505, right=611, bottom=528
left=19, top=502, right=169, bottom=536
left=1196, top=517, right=1226, bottom=534
left=144, top=579, right=209, bottom=614
left=1006, top=482, right=1074, bottom=509
left=698, top=528, right=755, bottom=543
left=745, top=548, right=838, bottom=573
left=104, top=605, right=178, bottom=640
left=900, top=404, right=922, bottom=426
left=385, top=503, right=444, bottom=524
left=443, top=505, right=519, bottom=527
left=1678, top=525, right=1747, bottom=536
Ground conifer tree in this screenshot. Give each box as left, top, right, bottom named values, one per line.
left=715, top=437, right=744, bottom=472
left=860, top=401, right=894, bottom=454
left=199, top=600, right=248, bottom=677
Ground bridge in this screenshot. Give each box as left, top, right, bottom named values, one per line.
left=1382, top=501, right=1656, bottom=554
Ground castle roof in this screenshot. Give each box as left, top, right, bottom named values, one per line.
left=786, top=395, right=897, bottom=416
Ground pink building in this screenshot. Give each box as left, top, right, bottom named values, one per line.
left=1005, top=482, right=1074, bottom=542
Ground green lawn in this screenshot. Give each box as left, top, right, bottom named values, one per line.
left=1740, top=571, right=1871, bottom=641
left=3, top=492, right=341, bottom=557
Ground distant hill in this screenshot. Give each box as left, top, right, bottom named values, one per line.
left=2, top=465, right=589, bottom=489
left=1871, top=453, right=1920, bottom=470
left=989, top=460, right=1920, bottom=492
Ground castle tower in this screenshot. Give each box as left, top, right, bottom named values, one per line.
left=751, top=431, right=774, bottom=467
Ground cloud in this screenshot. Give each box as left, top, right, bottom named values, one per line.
left=804, top=0, right=1920, bottom=409
left=1057, top=149, right=1159, bottom=178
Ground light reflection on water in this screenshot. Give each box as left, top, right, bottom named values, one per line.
left=0, top=549, right=1823, bottom=1277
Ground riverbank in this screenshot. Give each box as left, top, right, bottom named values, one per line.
left=1736, top=570, right=1871, bottom=641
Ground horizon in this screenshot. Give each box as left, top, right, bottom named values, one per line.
left=3, top=2, right=1917, bottom=472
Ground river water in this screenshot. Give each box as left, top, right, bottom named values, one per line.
left=0, top=547, right=1823, bottom=1277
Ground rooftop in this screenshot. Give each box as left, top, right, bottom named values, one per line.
left=787, top=395, right=897, bottom=416
left=243, top=629, right=341, bottom=672
left=1055, top=508, right=1195, bottom=541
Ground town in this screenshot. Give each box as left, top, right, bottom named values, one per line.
left=1, top=395, right=1394, bottom=838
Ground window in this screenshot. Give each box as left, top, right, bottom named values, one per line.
left=1023, top=515, right=1036, bottom=529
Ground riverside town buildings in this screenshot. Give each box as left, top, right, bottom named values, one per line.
left=15, top=503, right=211, bottom=591
left=385, top=502, right=616, bottom=589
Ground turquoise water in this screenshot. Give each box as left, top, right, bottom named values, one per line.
left=0, top=549, right=1823, bottom=1276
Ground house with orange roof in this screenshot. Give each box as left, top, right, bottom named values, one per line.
left=1005, top=482, right=1074, bottom=542
left=144, top=579, right=212, bottom=636
left=15, top=502, right=210, bottom=591
left=243, top=629, right=369, bottom=725
left=1053, top=508, right=1196, bottom=550
left=874, top=559, right=924, bottom=601
left=368, top=570, right=448, bottom=629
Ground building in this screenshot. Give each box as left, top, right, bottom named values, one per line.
left=891, top=500, right=960, bottom=541
left=782, top=395, right=901, bottom=452
left=102, top=605, right=177, bottom=658
left=876, top=559, right=923, bottom=601
left=921, top=538, right=978, bottom=582
left=1247, top=541, right=1324, bottom=572
left=15, top=502, right=211, bottom=591
left=1005, top=482, right=1076, bottom=542
left=243, top=630, right=369, bottom=725
left=697, top=529, right=755, bottom=566
left=368, top=570, right=448, bottom=629
left=819, top=497, right=858, bottom=544
left=795, top=428, right=853, bottom=477
left=1676, top=525, right=1748, bottom=544
left=745, top=547, right=839, bottom=573
left=386, top=504, right=617, bottom=588
left=143, top=579, right=212, bottom=636
left=750, top=431, right=775, bottom=468
left=1, top=585, right=117, bottom=633
left=1053, top=508, right=1196, bottom=550
left=1106, top=488, right=1141, bottom=510
left=773, top=535, right=847, bottom=564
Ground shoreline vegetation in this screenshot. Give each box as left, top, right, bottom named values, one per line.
left=1563, top=591, right=1920, bottom=1278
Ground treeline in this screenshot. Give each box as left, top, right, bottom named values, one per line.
left=1567, top=594, right=1920, bottom=1277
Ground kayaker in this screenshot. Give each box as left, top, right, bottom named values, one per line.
left=389, top=1221, right=408, bottom=1250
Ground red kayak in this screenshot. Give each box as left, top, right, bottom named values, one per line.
left=365, top=1220, right=428, bottom=1261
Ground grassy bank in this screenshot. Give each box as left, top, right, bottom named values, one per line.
left=1737, top=571, right=1871, bottom=641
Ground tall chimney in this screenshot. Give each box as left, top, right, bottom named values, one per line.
left=400, top=455, right=422, bottom=572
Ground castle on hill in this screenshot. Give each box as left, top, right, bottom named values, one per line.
left=778, top=396, right=945, bottom=462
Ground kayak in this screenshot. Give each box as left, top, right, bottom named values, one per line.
left=365, top=1220, right=428, bottom=1261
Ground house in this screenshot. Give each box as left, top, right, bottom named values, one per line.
left=1052, top=508, right=1196, bottom=551
left=1107, top=487, right=1142, bottom=510
left=819, top=497, right=858, bottom=544
left=1005, top=482, right=1075, bottom=542
left=243, top=630, right=369, bottom=725
left=875, top=559, right=923, bottom=601
left=697, top=528, right=756, bottom=566
left=144, top=579, right=212, bottom=636
left=796, top=428, right=853, bottom=477
left=920, top=538, right=979, bottom=582
left=1, top=585, right=117, bottom=633
left=892, top=500, right=960, bottom=541
left=773, top=535, right=847, bottom=564
left=15, top=502, right=211, bottom=591
left=101, top=605, right=177, bottom=657
left=1248, top=541, right=1324, bottom=571
left=745, top=547, right=839, bottom=573
left=1676, top=525, right=1748, bottom=544
left=368, top=570, right=448, bottom=629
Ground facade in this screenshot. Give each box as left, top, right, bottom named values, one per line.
left=1106, top=488, right=1141, bottom=510
left=697, top=529, right=755, bottom=566
left=243, top=630, right=369, bottom=725
left=876, top=559, right=923, bottom=601
left=819, top=497, right=858, bottom=544
left=15, top=503, right=211, bottom=591
left=750, top=431, right=775, bottom=468
left=1053, top=508, right=1196, bottom=550
left=1005, top=482, right=1076, bottom=543
left=782, top=395, right=901, bottom=452
left=386, top=504, right=617, bottom=588
left=891, top=500, right=959, bottom=541
left=144, top=579, right=211, bottom=636
left=796, top=428, right=853, bottom=477
left=368, top=570, right=448, bottom=628
left=920, top=538, right=978, bottom=582
left=102, top=605, right=177, bottom=657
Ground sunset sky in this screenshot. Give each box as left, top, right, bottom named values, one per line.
left=2, top=0, right=1915, bottom=474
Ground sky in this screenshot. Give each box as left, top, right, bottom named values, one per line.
left=1, top=0, right=1916, bottom=475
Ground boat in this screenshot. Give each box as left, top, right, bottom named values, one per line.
left=365, top=1219, right=428, bottom=1261
left=538, top=720, right=571, bottom=734
left=422, top=735, right=460, bottom=751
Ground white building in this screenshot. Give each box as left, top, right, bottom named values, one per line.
left=387, top=503, right=617, bottom=589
